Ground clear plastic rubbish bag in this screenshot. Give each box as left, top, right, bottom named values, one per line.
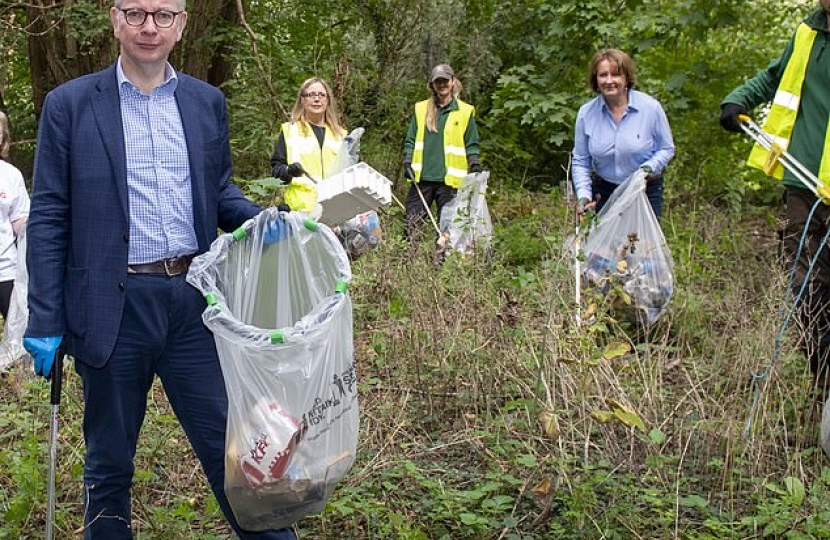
left=186, top=209, right=358, bottom=530
left=439, top=171, right=493, bottom=255
left=578, top=169, right=674, bottom=325
left=0, top=225, right=30, bottom=370
left=330, top=127, right=365, bottom=177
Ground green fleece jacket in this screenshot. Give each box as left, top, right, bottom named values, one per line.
left=722, top=9, right=830, bottom=190
left=402, top=98, right=481, bottom=183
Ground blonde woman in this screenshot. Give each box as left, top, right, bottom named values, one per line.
left=270, top=77, right=346, bottom=213
left=402, top=64, right=481, bottom=243
left=0, top=111, right=29, bottom=320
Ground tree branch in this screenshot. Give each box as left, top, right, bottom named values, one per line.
left=234, top=0, right=287, bottom=119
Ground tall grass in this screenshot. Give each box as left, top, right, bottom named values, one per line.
left=2, top=182, right=829, bottom=539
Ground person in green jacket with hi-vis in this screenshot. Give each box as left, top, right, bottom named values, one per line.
left=402, top=64, right=481, bottom=245
left=720, top=1, right=830, bottom=397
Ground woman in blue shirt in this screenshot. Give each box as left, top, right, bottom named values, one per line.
left=572, top=49, right=675, bottom=218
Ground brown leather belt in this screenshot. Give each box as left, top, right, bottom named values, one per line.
left=127, top=254, right=195, bottom=276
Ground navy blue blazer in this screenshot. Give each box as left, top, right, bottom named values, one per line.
left=26, top=64, right=261, bottom=368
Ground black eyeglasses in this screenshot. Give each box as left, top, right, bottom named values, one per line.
left=302, top=92, right=328, bottom=100
left=119, top=8, right=182, bottom=28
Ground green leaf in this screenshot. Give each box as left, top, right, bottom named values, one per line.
left=613, top=409, right=646, bottom=432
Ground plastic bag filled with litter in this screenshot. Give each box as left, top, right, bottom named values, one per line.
left=186, top=209, right=358, bottom=530
left=439, top=171, right=493, bottom=255
left=578, top=169, right=674, bottom=325
left=336, top=210, right=382, bottom=261
left=0, top=225, right=30, bottom=370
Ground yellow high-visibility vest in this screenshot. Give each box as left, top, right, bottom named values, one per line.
left=747, top=23, right=821, bottom=180
left=281, top=121, right=343, bottom=212
left=411, top=99, right=474, bottom=188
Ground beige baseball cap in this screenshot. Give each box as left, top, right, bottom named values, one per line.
left=430, top=64, right=455, bottom=82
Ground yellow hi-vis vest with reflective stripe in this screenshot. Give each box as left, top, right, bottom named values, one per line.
left=281, top=121, right=343, bottom=213
left=747, top=23, right=817, bottom=180
left=412, top=99, right=474, bottom=188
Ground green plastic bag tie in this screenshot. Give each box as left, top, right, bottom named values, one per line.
left=205, top=293, right=218, bottom=306
left=270, top=331, right=285, bottom=344
left=303, top=218, right=318, bottom=232
left=335, top=280, right=348, bottom=294
left=232, top=227, right=248, bottom=241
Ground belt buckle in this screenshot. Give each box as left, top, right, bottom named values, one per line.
left=163, top=257, right=181, bottom=277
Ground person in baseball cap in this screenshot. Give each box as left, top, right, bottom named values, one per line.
left=401, top=63, right=482, bottom=248
left=429, top=64, right=454, bottom=84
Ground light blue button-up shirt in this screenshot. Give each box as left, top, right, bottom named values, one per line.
left=117, top=59, right=198, bottom=265
left=572, top=89, right=675, bottom=201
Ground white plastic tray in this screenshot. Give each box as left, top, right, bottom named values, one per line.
left=317, top=163, right=392, bottom=225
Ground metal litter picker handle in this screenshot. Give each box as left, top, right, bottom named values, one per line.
left=46, top=343, right=66, bottom=540
left=738, top=114, right=830, bottom=201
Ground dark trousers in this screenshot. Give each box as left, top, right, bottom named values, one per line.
left=404, top=181, right=457, bottom=243
left=782, top=187, right=830, bottom=385
left=0, top=279, right=12, bottom=319
left=74, top=273, right=296, bottom=540
left=595, top=175, right=664, bottom=219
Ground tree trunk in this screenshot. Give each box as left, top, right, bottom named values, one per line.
left=171, top=0, right=241, bottom=90
left=27, top=0, right=240, bottom=119
left=27, top=0, right=116, bottom=119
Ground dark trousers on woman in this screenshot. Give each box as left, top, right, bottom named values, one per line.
left=595, top=175, right=664, bottom=219
left=404, top=180, right=457, bottom=244
left=74, top=273, right=296, bottom=540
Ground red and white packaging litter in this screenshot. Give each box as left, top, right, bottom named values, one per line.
left=238, top=401, right=304, bottom=487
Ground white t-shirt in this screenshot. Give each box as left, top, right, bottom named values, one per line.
left=0, top=161, right=29, bottom=281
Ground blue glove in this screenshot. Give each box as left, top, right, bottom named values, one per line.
left=23, top=336, right=63, bottom=380
left=263, top=216, right=291, bottom=245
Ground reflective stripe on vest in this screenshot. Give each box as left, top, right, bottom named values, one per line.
left=412, top=99, right=474, bottom=188
left=747, top=23, right=815, bottom=179
left=281, top=121, right=343, bottom=212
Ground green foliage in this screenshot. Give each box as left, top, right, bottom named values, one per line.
left=5, top=1, right=830, bottom=538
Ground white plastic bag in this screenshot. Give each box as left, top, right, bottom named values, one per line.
left=0, top=225, right=30, bottom=370
left=330, top=127, right=365, bottom=177
left=439, top=171, right=493, bottom=255
left=579, top=170, right=674, bottom=325
left=186, top=209, right=358, bottom=530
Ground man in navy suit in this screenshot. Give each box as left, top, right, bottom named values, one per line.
left=23, top=1, right=296, bottom=538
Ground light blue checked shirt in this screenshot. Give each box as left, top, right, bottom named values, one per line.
left=117, top=59, right=198, bottom=265
left=572, top=89, right=675, bottom=201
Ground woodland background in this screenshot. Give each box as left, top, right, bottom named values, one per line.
left=3, top=0, right=830, bottom=539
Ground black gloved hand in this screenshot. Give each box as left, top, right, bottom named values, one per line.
left=577, top=197, right=595, bottom=216
left=639, top=164, right=660, bottom=183
left=469, top=163, right=483, bottom=173
left=287, top=162, right=306, bottom=178
left=277, top=202, right=291, bottom=213
left=403, top=162, right=415, bottom=180
left=720, top=103, right=747, bottom=133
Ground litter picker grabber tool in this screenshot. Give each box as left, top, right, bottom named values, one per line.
left=739, top=114, right=830, bottom=201
left=564, top=158, right=583, bottom=327
left=413, top=181, right=443, bottom=237
left=412, top=180, right=450, bottom=252
left=46, top=343, right=66, bottom=540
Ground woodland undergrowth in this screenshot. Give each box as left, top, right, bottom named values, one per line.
left=2, top=181, right=830, bottom=539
